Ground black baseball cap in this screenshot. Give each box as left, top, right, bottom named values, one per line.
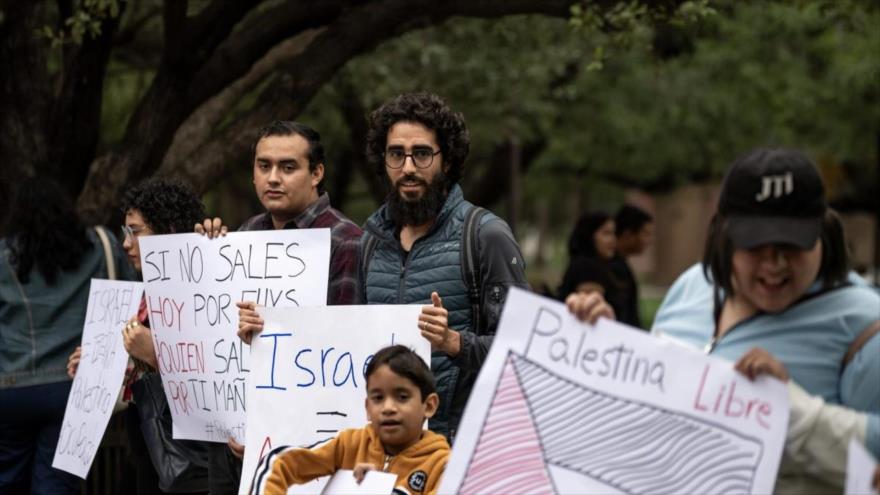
left=718, top=148, right=826, bottom=250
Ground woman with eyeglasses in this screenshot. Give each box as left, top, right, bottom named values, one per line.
left=68, top=177, right=210, bottom=494
left=1, top=178, right=135, bottom=495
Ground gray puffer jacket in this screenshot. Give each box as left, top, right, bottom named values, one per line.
left=358, top=185, right=529, bottom=440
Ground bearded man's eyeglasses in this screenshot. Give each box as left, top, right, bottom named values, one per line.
left=384, top=147, right=441, bottom=169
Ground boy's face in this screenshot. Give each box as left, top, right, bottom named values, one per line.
left=365, top=364, right=439, bottom=455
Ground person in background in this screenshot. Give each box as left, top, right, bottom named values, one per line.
left=557, top=211, right=636, bottom=325
left=198, top=121, right=363, bottom=494
left=1, top=178, right=134, bottom=494
left=356, top=92, right=531, bottom=442
left=652, top=148, right=879, bottom=493
left=68, top=177, right=209, bottom=494
left=609, top=204, right=654, bottom=328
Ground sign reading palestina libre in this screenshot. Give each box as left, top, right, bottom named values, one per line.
left=138, top=229, right=330, bottom=443
left=440, top=288, right=790, bottom=495
left=238, top=304, right=430, bottom=495
left=53, top=279, right=144, bottom=478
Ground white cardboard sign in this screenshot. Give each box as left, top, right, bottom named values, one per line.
left=321, top=469, right=396, bottom=494
left=240, top=304, right=430, bottom=495
left=845, top=438, right=878, bottom=495
left=53, top=279, right=144, bottom=478
left=440, top=288, right=790, bottom=495
left=138, top=230, right=330, bottom=442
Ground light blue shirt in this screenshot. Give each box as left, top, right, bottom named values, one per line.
left=652, top=264, right=880, bottom=456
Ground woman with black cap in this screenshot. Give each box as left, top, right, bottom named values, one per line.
left=651, top=148, right=879, bottom=493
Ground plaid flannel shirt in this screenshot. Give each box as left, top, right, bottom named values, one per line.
left=238, top=193, right=362, bottom=305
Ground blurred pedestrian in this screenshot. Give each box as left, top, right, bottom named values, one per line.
left=609, top=204, right=654, bottom=328
left=558, top=211, right=637, bottom=325
left=1, top=178, right=134, bottom=494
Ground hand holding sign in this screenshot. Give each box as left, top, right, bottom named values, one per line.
left=735, top=347, right=791, bottom=382
left=122, top=317, right=158, bottom=369
left=352, top=463, right=378, bottom=484
left=237, top=301, right=264, bottom=345
left=195, top=217, right=228, bottom=239
left=564, top=291, right=615, bottom=323
left=67, top=346, right=82, bottom=379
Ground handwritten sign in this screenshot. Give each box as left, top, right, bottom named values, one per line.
left=440, top=288, right=790, bottom=495
left=138, top=230, right=330, bottom=442
left=239, top=305, right=429, bottom=495
left=52, top=279, right=144, bottom=478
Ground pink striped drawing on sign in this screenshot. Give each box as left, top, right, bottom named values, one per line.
left=460, top=356, right=555, bottom=495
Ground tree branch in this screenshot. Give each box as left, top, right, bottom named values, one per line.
left=172, top=0, right=575, bottom=194
left=78, top=0, right=682, bottom=223
left=185, top=1, right=346, bottom=107
left=185, top=0, right=264, bottom=53
left=160, top=29, right=323, bottom=175
left=162, top=0, right=188, bottom=61
left=114, top=4, right=161, bottom=47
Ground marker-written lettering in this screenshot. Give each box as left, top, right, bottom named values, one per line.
left=528, top=307, right=666, bottom=392
left=215, top=243, right=306, bottom=281
left=693, top=363, right=772, bottom=429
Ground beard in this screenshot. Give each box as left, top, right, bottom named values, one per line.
left=386, top=170, right=450, bottom=227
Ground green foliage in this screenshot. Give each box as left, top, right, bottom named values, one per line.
left=84, top=0, right=877, bottom=225
left=291, top=0, right=880, bottom=248
left=570, top=0, right=715, bottom=71
left=39, top=0, right=121, bottom=47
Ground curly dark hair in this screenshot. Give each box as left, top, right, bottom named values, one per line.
left=4, top=178, right=92, bottom=284
left=365, top=92, right=470, bottom=184
left=120, top=178, right=205, bottom=235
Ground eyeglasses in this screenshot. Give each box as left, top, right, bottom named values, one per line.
left=121, top=225, right=147, bottom=240
left=384, top=147, right=441, bottom=169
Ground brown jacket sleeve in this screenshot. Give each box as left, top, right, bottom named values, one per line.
left=257, top=436, right=342, bottom=495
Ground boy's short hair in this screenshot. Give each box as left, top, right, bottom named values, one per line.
left=365, top=345, right=436, bottom=401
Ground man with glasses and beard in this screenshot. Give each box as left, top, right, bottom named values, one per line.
left=357, top=92, right=529, bottom=443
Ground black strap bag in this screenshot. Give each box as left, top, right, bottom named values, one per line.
left=131, top=372, right=210, bottom=493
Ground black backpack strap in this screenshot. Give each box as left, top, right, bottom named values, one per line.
left=359, top=231, right=380, bottom=301
left=462, top=206, right=489, bottom=334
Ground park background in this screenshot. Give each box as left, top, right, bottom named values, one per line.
left=0, top=1, right=877, bottom=490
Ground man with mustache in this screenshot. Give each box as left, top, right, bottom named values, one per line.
left=198, top=120, right=362, bottom=495
left=356, top=92, right=529, bottom=443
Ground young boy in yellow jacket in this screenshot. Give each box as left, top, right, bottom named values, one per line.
left=251, top=345, right=449, bottom=495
